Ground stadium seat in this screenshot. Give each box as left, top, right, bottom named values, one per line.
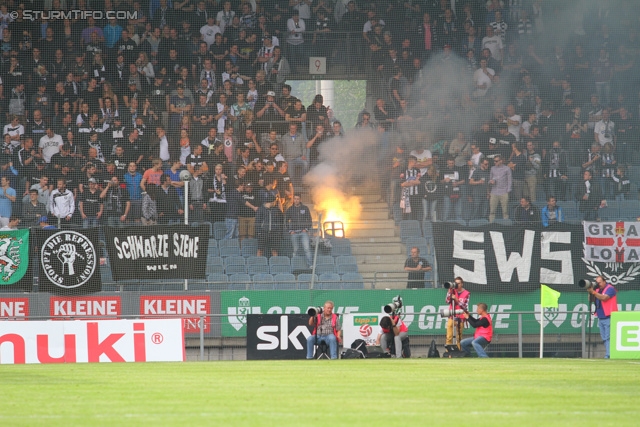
left=317, top=255, right=335, bottom=265
left=330, top=239, right=352, bottom=257
left=247, top=264, right=270, bottom=275
left=314, top=263, right=336, bottom=275
left=219, top=238, right=240, bottom=248
left=421, top=220, right=434, bottom=238
left=341, top=273, right=364, bottom=289
left=228, top=273, right=251, bottom=290
left=270, top=264, right=292, bottom=274
left=225, top=256, right=247, bottom=274
left=208, top=239, right=218, bottom=248
left=274, top=273, right=297, bottom=290
left=241, top=244, right=258, bottom=257
left=291, top=256, right=309, bottom=271
left=213, top=222, right=226, bottom=240
left=400, top=220, right=422, bottom=242
left=206, top=257, right=225, bottom=274
left=318, top=273, right=341, bottom=289
left=337, top=264, right=359, bottom=274
left=225, top=256, right=246, bottom=267
left=619, top=200, right=640, bottom=220
left=208, top=247, right=220, bottom=257
left=446, top=219, right=467, bottom=226
left=269, top=255, right=291, bottom=266
left=252, top=274, right=275, bottom=290
left=405, top=237, right=428, bottom=249
left=297, top=274, right=317, bottom=289
left=599, top=203, right=619, bottom=221
left=335, top=255, right=357, bottom=266
left=219, top=246, right=241, bottom=257
left=247, top=256, right=268, bottom=266
left=241, top=238, right=258, bottom=249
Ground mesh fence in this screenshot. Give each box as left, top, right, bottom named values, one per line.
left=0, top=0, right=639, bottom=358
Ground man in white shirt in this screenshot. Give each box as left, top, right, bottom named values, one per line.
left=200, top=15, right=222, bottom=48
left=594, top=107, right=615, bottom=147
left=482, top=26, right=503, bottom=62
left=410, top=147, right=432, bottom=176
left=286, top=11, right=306, bottom=69
left=504, top=104, right=521, bottom=141
left=38, top=126, right=64, bottom=164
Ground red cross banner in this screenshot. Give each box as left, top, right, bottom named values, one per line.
left=584, top=222, right=640, bottom=263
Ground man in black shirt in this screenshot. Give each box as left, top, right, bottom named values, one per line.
left=79, top=178, right=103, bottom=228
left=404, top=246, right=432, bottom=288
left=285, top=194, right=313, bottom=268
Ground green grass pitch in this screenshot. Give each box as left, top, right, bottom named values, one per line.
left=1, top=359, right=638, bottom=427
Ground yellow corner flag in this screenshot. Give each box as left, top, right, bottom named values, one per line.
left=541, top=285, right=561, bottom=308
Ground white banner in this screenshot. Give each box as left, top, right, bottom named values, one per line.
left=342, top=313, right=385, bottom=349
left=0, top=319, right=185, bottom=364
left=583, top=222, right=640, bottom=263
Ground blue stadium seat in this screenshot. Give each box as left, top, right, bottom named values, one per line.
left=297, top=274, right=317, bottom=289
left=405, top=237, right=428, bottom=248
left=229, top=273, right=251, bottom=290
left=330, top=239, right=352, bottom=257
left=493, top=218, right=513, bottom=226
left=208, top=239, right=218, bottom=248
left=274, top=273, right=297, bottom=290
left=247, top=256, right=268, bottom=266
left=421, top=220, right=433, bottom=237
left=317, top=255, right=335, bottom=265
left=247, top=264, right=270, bottom=275
left=208, top=247, right=220, bottom=257
left=400, top=220, right=422, bottom=241
left=225, top=256, right=246, bottom=267
left=269, top=256, right=291, bottom=266
left=241, top=238, right=258, bottom=257
left=446, top=219, right=467, bottom=226
left=341, top=273, right=364, bottom=289
left=291, top=256, right=309, bottom=271
left=252, top=274, right=275, bottom=290
left=241, top=238, right=258, bottom=249
left=225, top=256, right=247, bottom=274
left=206, top=257, right=225, bottom=274
left=599, top=202, right=619, bottom=221
left=213, top=222, right=226, bottom=240
left=219, top=246, right=241, bottom=257
left=219, top=238, right=240, bottom=248
left=335, top=255, right=357, bottom=266
left=337, top=264, right=358, bottom=274
left=314, top=264, right=336, bottom=275
left=318, top=273, right=341, bottom=289
left=270, top=264, right=292, bottom=274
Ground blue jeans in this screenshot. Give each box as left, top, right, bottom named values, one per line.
left=422, top=199, right=438, bottom=222
left=442, top=196, right=462, bottom=221
left=306, top=334, right=338, bottom=359
left=83, top=217, right=100, bottom=228
left=224, top=218, right=239, bottom=239
left=598, top=316, right=611, bottom=359
left=291, top=231, right=312, bottom=266
left=461, top=336, right=490, bottom=358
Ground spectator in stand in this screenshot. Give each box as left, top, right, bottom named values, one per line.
left=541, top=196, right=564, bottom=227
left=524, top=141, right=541, bottom=202
left=38, top=126, right=64, bottom=165
left=612, top=166, right=630, bottom=202
left=256, top=194, right=284, bottom=258
left=468, top=158, right=491, bottom=220
left=124, top=162, right=144, bottom=222
left=544, top=140, right=569, bottom=201
left=514, top=196, right=540, bottom=223
left=79, top=178, right=103, bottom=228
left=404, top=246, right=432, bottom=289
left=508, top=142, right=527, bottom=202
left=286, top=194, right=313, bottom=268
left=50, top=177, right=75, bottom=226
left=440, top=157, right=465, bottom=222
left=100, top=176, right=131, bottom=227
left=156, top=173, right=184, bottom=224
left=286, top=11, right=306, bottom=71
left=22, top=188, right=47, bottom=228
left=280, top=123, right=308, bottom=190
left=488, top=155, right=512, bottom=223
left=578, top=170, right=605, bottom=221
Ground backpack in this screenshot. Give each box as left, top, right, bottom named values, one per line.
left=340, top=348, right=365, bottom=359
left=351, top=339, right=368, bottom=358
left=427, top=339, right=440, bottom=358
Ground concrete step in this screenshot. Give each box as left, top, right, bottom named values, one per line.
left=350, top=236, right=403, bottom=244
left=308, top=201, right=389, bottom=213
left=358, top=210, right=392, bottom=220
left=344, top=219, right=396, bottom=230
left=357, top=263, right=405, bottom=274
left=351, top=243, right=404, bottom=255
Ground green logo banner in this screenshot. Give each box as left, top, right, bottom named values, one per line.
left=0, top=229, right=29, bottom=285
left=611, top=312, right=640, bottom=359
left=221, top=289, right=640, bottom=337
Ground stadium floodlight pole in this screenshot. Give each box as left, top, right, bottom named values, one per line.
left=309, top=212, right=322, bottom=290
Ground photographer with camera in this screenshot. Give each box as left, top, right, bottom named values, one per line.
left=445, top=277, right=470, bottom=350
left=376, top=313, right=409, bottom=358
left=586, top=276, right=618, bottom=359
left=460, top=303, right=492, bottom=358
left=306, top=301, right=342, bottom=359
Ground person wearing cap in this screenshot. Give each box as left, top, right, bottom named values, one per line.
left=79, top=178, right=103, bottom=228
left=22, top=188, right=47, bottom=228
left=256, top=91, right=285, bottom=133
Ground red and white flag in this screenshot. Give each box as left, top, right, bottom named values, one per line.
left=584, top=222, right=640, bottom=263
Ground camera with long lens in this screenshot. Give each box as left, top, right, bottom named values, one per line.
left=384, top=296, right=403, bottom=314
left=439, top=308, right=465, bottom=318
left=307, top=306, right=323, bottom=316
left=578, top=279, right=596, bottom=290
left=443, top=281, right=454, bottom=289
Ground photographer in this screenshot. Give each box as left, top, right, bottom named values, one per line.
left=587, top=276, right=618, bottom=359
left=445, top=277, right=470, bottom=350
left=460, top=303, right=492, bottom=358
left=376, top=314, right=409, bottom=358
left=306, top=301, right=342, bottom=360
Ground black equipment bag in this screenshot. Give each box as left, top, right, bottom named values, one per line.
left=427, top=339, right=440, bottom=358
left=351, top=339, right=368, bottom=358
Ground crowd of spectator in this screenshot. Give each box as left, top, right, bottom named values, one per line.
left=0, top=0, right=636, bottom=240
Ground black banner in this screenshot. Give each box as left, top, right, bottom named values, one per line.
left=434, top=223, right=588, bottom=292
left=105, top=225, right=209, bottom=281
left=38, top=228, right=102, bottom=294
left=247, top=314, right=312, bottom=360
